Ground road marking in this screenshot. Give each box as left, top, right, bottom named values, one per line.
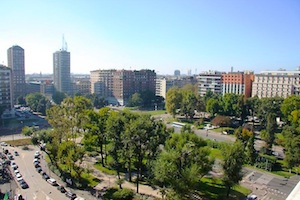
left=33, top=193, right=37, bottom=200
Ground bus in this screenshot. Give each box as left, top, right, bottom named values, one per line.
left=172, top=122, right=185, bottom=128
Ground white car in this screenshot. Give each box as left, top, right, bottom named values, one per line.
left=33, top=158, right=39, bottom=163
left=14, top=169, right=19, bottom=175
left=247, top=194, right=258, bottom=200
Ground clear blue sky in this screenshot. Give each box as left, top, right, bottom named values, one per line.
left=1, top=0, right=299, bottom=75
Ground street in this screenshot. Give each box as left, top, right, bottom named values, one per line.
left=5, top=145, right=68, bottom=200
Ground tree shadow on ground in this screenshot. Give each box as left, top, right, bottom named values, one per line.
left=195, top=179, right=247, bottom=200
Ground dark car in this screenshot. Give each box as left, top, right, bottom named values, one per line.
left=57, top=185, right=66, bottom=193
left=36, top=167, right=42, bottom=173
left=19, top=180, right=29, bottom=189
left=34, top=163, right=40, bottom=168
left=65, top=191, right=76, bottom=199
left=14, top=151, right=19, bottom=156
left=42, top=173, right=50, bottom=180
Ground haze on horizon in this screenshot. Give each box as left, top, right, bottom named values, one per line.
left=0, top=0, right=299, bottom=75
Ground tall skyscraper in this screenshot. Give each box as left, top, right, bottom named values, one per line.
left=53, top=47, right=71, bottom=94
left=7, top=45, right=26, bottom=102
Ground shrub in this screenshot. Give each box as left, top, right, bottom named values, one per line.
left=22, top=146, right=29, bottom=150
left=112, top=188, right=134, bottom=200
left=211, top=115, right=231, bottom=127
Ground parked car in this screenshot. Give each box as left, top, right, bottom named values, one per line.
left=33, top=158, right=39, bottom=163
left=42, top=173, right=50, bottom=180
left=47, top=178, right=58, bottom=186
left=247, top=194, right=258, bottom=200
left=57, top=185, right=66, bottom=193
left=8, top=154, right=14, bottom=160
left=19, top=180, right=29, bottom=189
left=65, top=191, right=77, bottom=199
left=14, top=151, right=19, bottom=156
left=36, top=167, right=42, bottom=173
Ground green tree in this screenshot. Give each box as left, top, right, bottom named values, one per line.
left=244, top=136, right=257, bottom=165
left=222, top=93, right=240, bottom=116
left=83, top=107, right=110, bottom=166
left=221, top=141, right=245, bottom=198
left=206, top=98, right=222, bottom=116
left=16, top=96, right=26, bottom=105
left=180, top=91, right=197, bottom=119
left=106, top=111, right=125, bottom=181
left=128, top=93, right=143, bottom=107
left=154, top=133, right=213, bottom=199
left=22, top=126, right=34, bottom=136
left=288, top=110, right=300, bottom=127
left=52, top=91, right=67, bottom=105
left=165, top=87, right=182, bottom=117
left=257, top=97, right=283, bottom=127
left=25, top=93, right=47, bottom=112
left=281, top=95, right=300, bottom=122
left=261, top=113, right=277, bottom=154
left=282, top=126, right=300, bottom=170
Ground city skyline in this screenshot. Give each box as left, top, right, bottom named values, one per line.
left=1, top=0, right=300, bottom=75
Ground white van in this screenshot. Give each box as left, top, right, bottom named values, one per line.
left=47, top=178, right=57, bottom=186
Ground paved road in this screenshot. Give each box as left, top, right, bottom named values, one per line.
left=5, top=145, right=68, bottom=200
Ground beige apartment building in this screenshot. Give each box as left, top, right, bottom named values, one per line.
left=90, top=69, right=156, bottom=105
left=252, top=70, right=300, bottom=98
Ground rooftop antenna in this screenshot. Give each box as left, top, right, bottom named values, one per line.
left=62, top=34, right=68, bottom=51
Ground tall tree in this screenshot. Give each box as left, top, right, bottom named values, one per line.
left=128, top=93, right=143, bottom=107
left=206, top=98, right=222, bottom=116
left=221, top=141, right=245, bottom=198
left=257, top=97, right=283, bottom=127
left=222, top=93, right=239, bottom=116
left=281, top=95, right=300, bottom=123
left=180, top=90, right=197, bottom=119
left=52, top=91, right=67, bottom=105
left=154, top=133, right=213, bottom=199
left=282, top=126, right=300, bottom=170
left=165, top=87, right=182, bottom=117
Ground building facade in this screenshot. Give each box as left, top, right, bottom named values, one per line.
left=252, top=70, right=300, bottom=98
left=72, top=78, right=91, bottom=96
left=222, top=71, right=254, bottom=98
left=0, top=65, right=13, bottom=112
left=53, top=50, right=71, bottom=94
left=90, top=69, right=156, bottom=105
left=7, top=45, right=26, bottom=102
left=197, top=71, right=223, bottom=96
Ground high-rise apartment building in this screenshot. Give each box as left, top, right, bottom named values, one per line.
left=0, top=65, right=13, bottom=112
left=7, top=45, right=25, bottom=102
left=222, top=71, right=254, bottom=98
left=90, top=69, right=156, bottom=105
left=252, top=70, right=300, bottom=98
left=90, top=69, right=115, bottom=98
left=197, top=71, right=223, bottom=96
left=53, top=49, right=71, bottom=94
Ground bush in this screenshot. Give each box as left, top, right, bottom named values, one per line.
left=112, top=188, right=134, bottom=200
left=211, top=115, right=231, bottom=127
left=22, top=146, right=30, bottom=150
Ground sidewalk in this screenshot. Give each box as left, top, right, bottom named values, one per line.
left=82, top=157, right=162, bottom=198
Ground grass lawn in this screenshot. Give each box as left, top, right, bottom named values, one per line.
left=197, top=177, right=251, bottom=200
left=245, top=164, right=294, bottom=178
left=210, top=148, right=223, bottom=160
left=5, top=138, right=32, bottom=146
left=140, top=110, right=167, bottom=115
left=94, top=163, right=117, bottom=175
left=213, top=127, right=235, bottom=133
left=81, top=172, right=101, bottom=187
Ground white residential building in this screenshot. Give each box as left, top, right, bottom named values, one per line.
left=252, top=70, right=300, bottom=98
